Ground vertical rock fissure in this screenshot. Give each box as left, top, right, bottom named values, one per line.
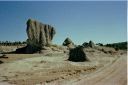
left=25, top=19, right=56, bottom=53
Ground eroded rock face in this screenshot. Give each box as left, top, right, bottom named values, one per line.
left=25, top=19, right=56, bottom=53
left=16, top=19, right=56, bottom=53
left=68, top=46, right=89, bottom=62
left=27, top=19, right=56, bottom=46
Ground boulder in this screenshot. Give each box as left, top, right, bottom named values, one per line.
left=68, top=46, right=89, bottom=62
left=82, top=42, right=89, bottom=48
left=63, top=37, right=75, bottom=49
left=82, top=40, right=95, bottom=48
left=89, top=40, right=95, bottom=48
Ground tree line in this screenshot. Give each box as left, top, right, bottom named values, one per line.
left=0, top=41, right=26, bottom=46
left=104, top=42, right=127, bottom=50
left=96, top=42, right=127, bottom=50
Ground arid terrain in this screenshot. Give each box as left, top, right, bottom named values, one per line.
left=0, top=46, right=126, bottom=85
left=0, top=1, right=126, bottom=85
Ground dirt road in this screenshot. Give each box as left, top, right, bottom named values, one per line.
left=69, top=54, right=127, bottom=85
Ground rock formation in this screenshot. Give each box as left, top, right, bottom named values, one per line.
left=16, top=19, right=56, bottom=53
left=89, top=40, right=95, bottom=48
left=63, top=37, right=75, bottom=49
left=82, top=42, right=89, bottom=48
left=68, top=46, right=89, bottom=62
left=26, top=19, right=56, bottom=53
left=27, top=19, right=55, bottom=46
left=82, top=40, right=95, bottom=48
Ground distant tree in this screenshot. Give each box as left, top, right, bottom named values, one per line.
left=105, top=42, right=127, bottom=50
left=0, top=41, right=27, bottom=46
left=22, top=41, right=26, bottom=44
left=96, top=43, right=103, bottom=46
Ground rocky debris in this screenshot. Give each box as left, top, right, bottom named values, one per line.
left=63, top=37, right=75, bottom=49
left=68, top=46, right=89, bottom=62
left=82, top=40, right=95, bottom=48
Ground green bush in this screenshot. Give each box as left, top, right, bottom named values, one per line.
left=105, top=42, right=127, bottom=50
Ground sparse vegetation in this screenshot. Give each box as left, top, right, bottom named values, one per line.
left=104, top=42, right=127, bottom=50
left=96, top=43, right=103, bottom=46
left=0, top=41, right=26, bottom=46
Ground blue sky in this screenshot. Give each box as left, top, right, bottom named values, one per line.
left=0, top=1, right=126, bottom=45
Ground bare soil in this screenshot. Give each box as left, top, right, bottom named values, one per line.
left=0, top=46, right=126, bottom=85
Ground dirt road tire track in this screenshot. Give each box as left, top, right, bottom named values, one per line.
left=71, top=54, right=127, bottom=85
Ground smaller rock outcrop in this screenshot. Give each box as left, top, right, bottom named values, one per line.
left=89, top=40, right=95, bottom=48
left=63, top=37, right=75, bottom=49
left=82, top=42, right=89, bottom=48
left=68, top=46, right=89, bottom=62
left=82, top=40, right=95, bottom=48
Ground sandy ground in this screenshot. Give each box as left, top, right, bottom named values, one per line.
left=59, top=53, right=127, bottom=85
left=0, top=47, right=126, bottom=85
